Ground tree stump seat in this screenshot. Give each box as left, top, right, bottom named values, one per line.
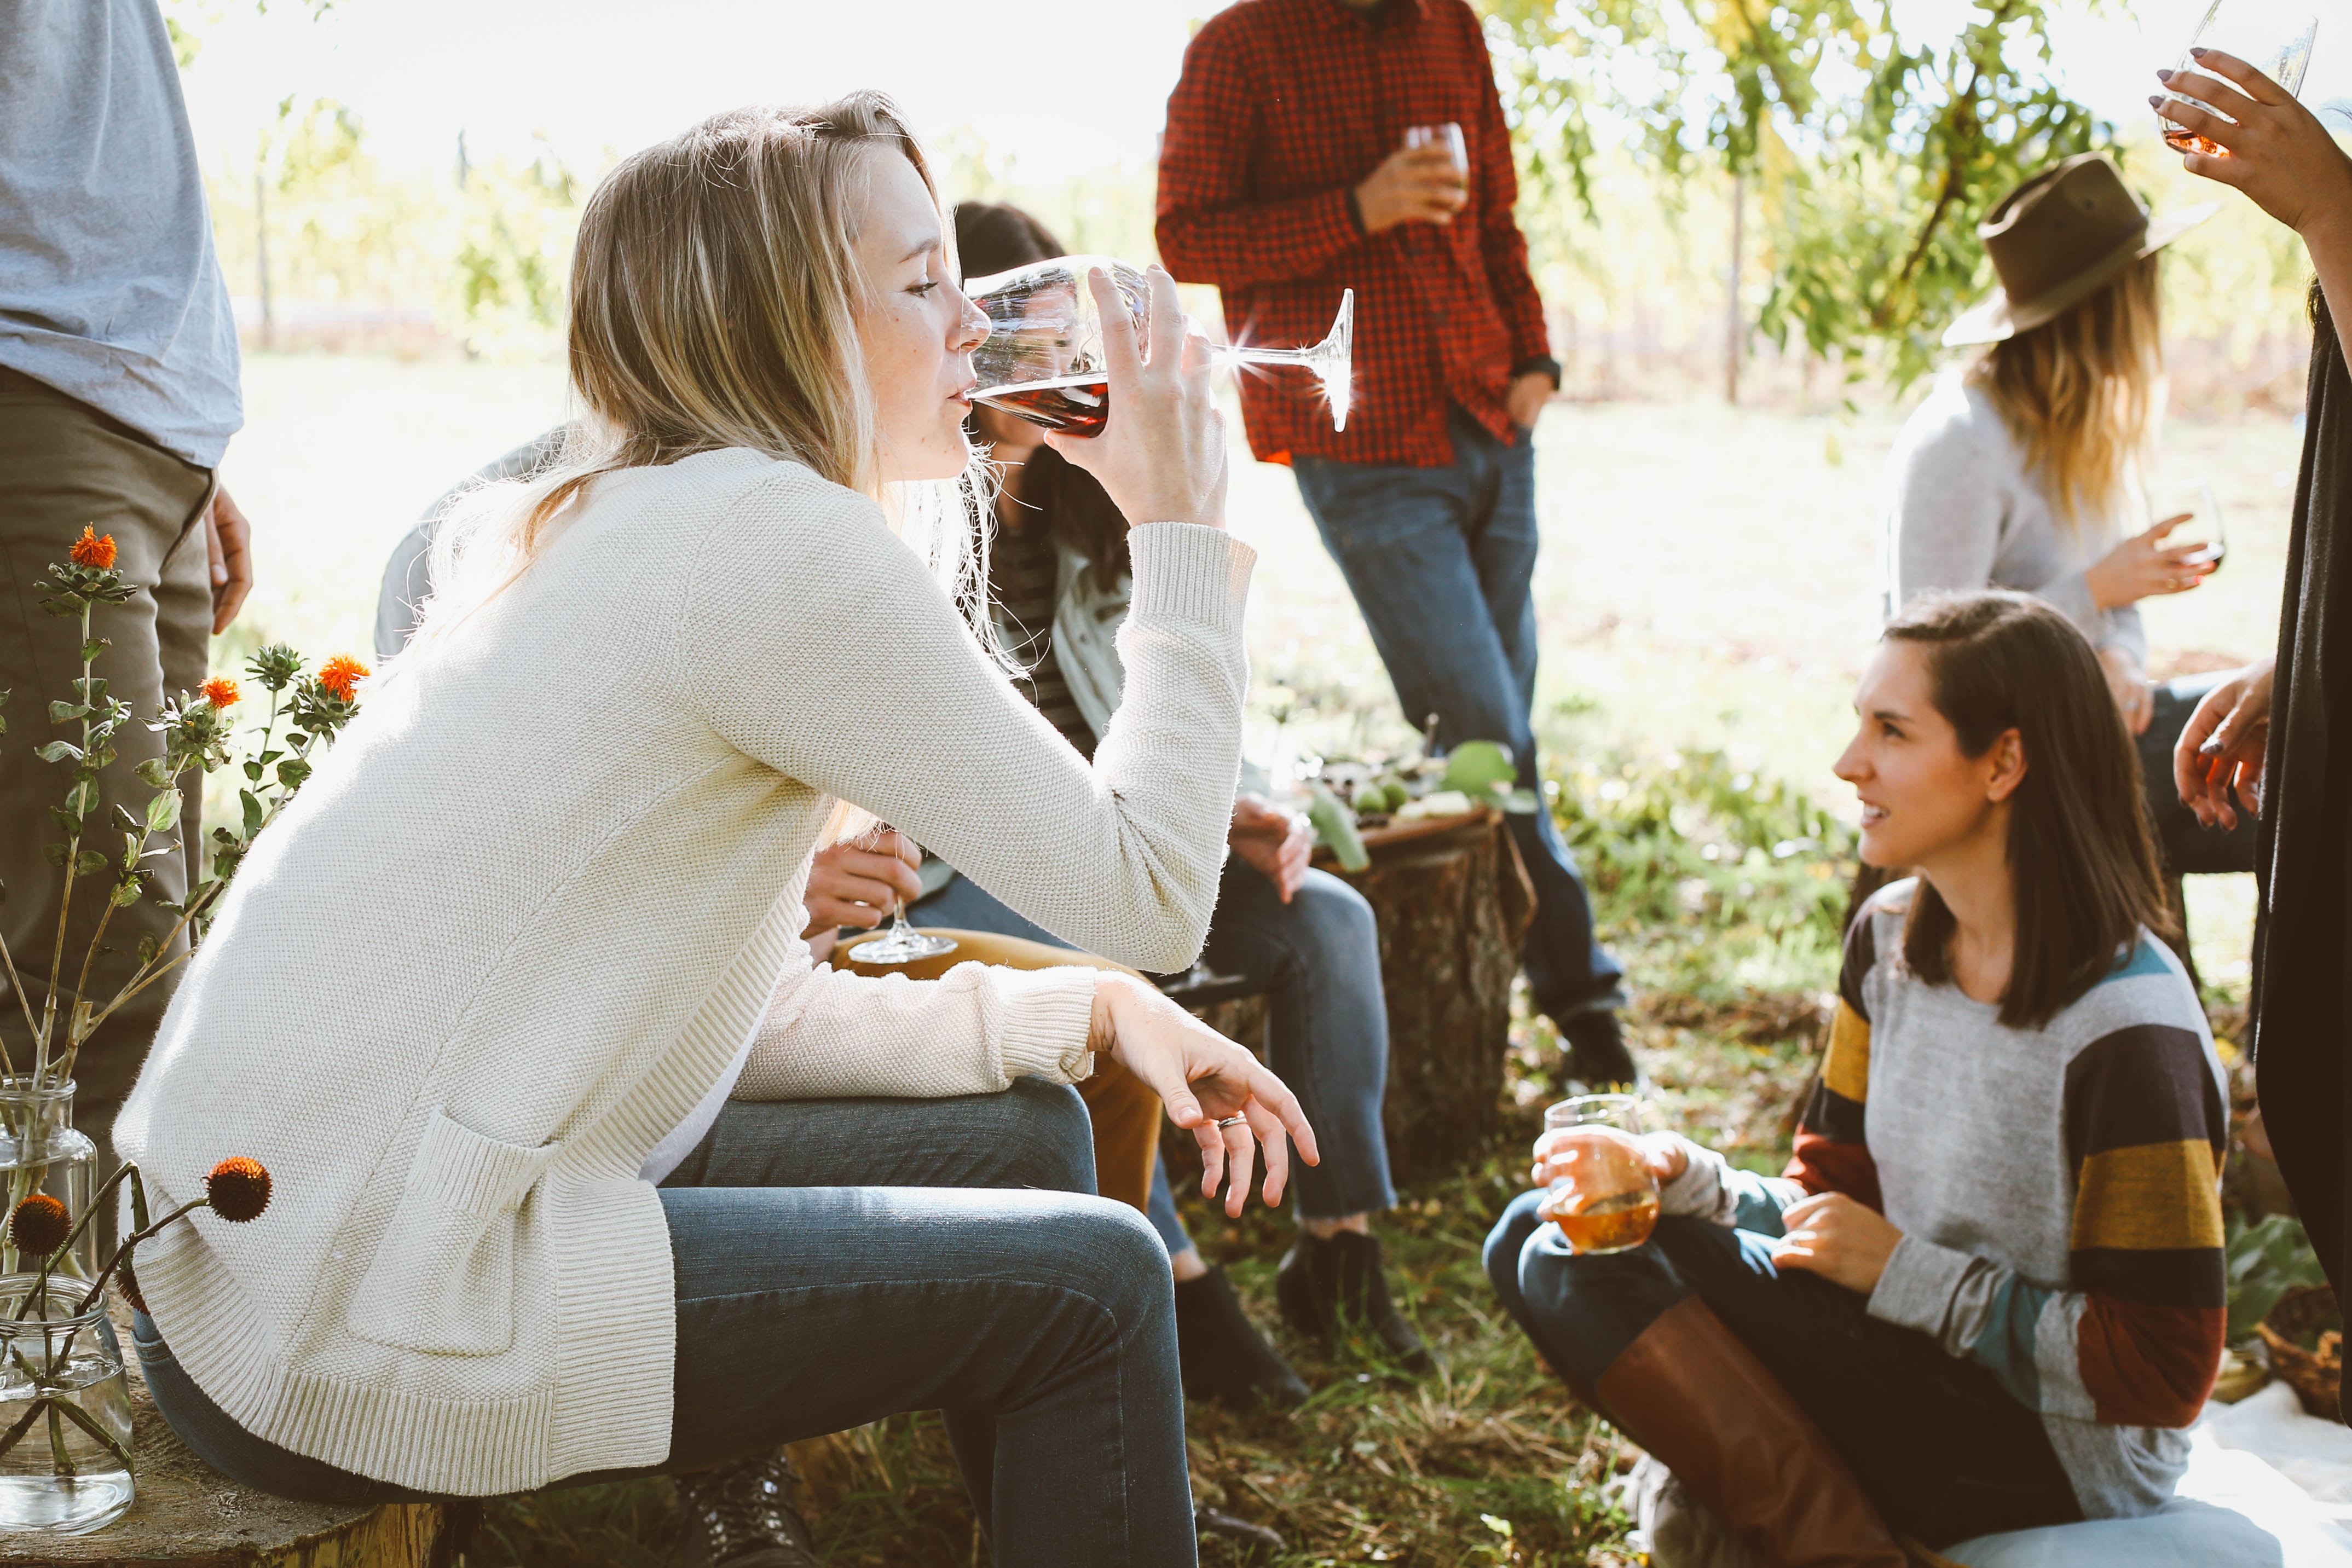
left=0, top=1304, right=453, bottom=1568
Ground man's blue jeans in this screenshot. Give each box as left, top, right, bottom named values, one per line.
left=134, top=1079, right=1198, bottom=1567
left=1292, top=408, right=1625, bottom=1023
left=915, top=856, right=1398, bottom=1253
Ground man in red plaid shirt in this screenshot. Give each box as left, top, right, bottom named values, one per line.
left=1159, top=0, right=1633, bottom=1087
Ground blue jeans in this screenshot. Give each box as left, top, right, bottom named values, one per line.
left=2136, top=672, right=2259, bottom=877
left=1292, top=408, right=1625, bottom=1022
left=915, top=857, right=1398, bottom=1250
left=1482, top=1190, right=2079, bottom=1547
left=135, top=1079, right=1197, bottom=1567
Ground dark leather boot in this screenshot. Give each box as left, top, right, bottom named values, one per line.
left=1559, top=1008, right=1639, bottom=1088
left=1175, top=1264, right=1310, bottom=1410
left=1275, top=1231, right=1433, bottom=1373
left=674, top=1447, right=821, bottom=1568
left=1593, top=1296, right=1905, bottom=1568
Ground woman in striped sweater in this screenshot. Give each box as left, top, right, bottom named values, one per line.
left=1484, top=592, right=2226, bottom=1562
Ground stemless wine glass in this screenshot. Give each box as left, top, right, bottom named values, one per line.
left=840, top=826, right=957, bottom=967
left=1540, top=1093, right=1661, bottom=1255
left=2159, top=1, right=2320, bottom=156
left=1405, top=121, right=1469, bottom=179
left=967, top=256, right=1354, bottom=435
left=2149, top=476, right=2228, bottom=575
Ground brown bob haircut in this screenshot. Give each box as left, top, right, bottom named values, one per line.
left=1884, top=591, right=2172, bottom=1028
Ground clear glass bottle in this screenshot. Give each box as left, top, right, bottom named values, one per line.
left=0, top=1273, right=134, bottom=1534
left=0, top=1080, right=97, bottom=1281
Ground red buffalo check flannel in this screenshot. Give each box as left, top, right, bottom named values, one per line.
left=1157, top=0, right=1553, bottom=468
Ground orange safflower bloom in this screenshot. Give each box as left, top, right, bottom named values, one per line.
left=201, top=677, right=241, bottom=709
left=315, top=655, right=369, bottom=702
left=68, top=526, right=117, bottom=570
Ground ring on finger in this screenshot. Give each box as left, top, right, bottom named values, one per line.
left=1216, top=1115, right=1247, bottom=1129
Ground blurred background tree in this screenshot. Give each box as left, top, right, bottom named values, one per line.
left=1480, top=0, right=2113, bottom=387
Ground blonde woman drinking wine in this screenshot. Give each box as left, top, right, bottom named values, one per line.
left=113, top=94, right=1315, bottom=1568
left=1487, top=593, right=2226, bottom=1561
left=1882, top=153, right=2253, bottom=890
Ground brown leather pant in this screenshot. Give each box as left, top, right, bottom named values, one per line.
left=0, top=366, right=214, bottom=1162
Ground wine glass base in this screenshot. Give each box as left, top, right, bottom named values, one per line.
left=847, top=930, right=960, bottom=966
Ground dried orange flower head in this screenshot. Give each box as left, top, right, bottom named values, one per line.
left=205, top=1157, right=271, bottom=1223
left=200, top=677, right=241, bottom=709
left=9, top=1194, right=71, bottom=1259
left=69, top=526, right=118, bottom=570
left=118, top=1255, right=148, bottom=1316
left=315, top=655, right=369, bottom=702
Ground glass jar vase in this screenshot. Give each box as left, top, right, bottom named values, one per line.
left=0, top=1081, right=96, bottom=1282
left=0, top=1274, right=134, bottom=1534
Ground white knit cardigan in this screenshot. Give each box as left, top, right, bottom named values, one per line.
left=113, top=448, right=1255, bottom=1495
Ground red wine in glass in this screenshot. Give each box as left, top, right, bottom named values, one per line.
left=973, top=376, right=1108, bottom=438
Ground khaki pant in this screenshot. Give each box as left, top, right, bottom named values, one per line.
left=834, top=927, right=1164, bottom=1213
left=0, top=366, right=213, bottom=1159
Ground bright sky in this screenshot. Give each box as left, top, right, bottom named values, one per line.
left=178, top=0, right=2352, bottom=180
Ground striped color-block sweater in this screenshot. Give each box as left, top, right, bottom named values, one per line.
left=1792, top=879, right=2227, bottom=1517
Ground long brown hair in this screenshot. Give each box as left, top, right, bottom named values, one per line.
left=951, top=200, right=1130, bottom=591
left=419, top=93, right=986, bottom=641
left=1969, top=253, right=2163, bottom=535
left=1885, top=591, right=2171, bottom=1028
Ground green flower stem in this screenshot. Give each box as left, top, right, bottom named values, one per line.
left=49, top=1396, right=129, bottom=1473
left=35, top=596, right=100, bottom=1077
left=45, top=1399, right=72, bottom=1478
left=0, top=1397, right=49, bottom=1463
left=72, top=1195, right=211, bottom=1320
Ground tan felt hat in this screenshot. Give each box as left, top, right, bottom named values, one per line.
left=1942, top=152, right=2218, bottom=348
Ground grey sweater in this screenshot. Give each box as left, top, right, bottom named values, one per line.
left=1882, top=374, right=2146, bottom=668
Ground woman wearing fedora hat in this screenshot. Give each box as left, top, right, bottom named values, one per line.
left=2159, top=46, right=2352, bottom=1416
left=1882, top=152, right=2253, bottom=896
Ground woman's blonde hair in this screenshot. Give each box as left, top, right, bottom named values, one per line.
left=415, top=91, right=990, bottom=644
left=1968, top=253, right=2164, bottom=534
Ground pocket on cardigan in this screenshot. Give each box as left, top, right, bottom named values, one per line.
left=345, top=1108, right=559, bottom=1357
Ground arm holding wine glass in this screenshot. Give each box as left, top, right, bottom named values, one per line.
left=2156, top=48, right=2352, bottom=363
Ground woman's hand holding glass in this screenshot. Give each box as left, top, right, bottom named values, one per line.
left=1089, top=973, right=1319, bottom=1217
left=802, top=832, right=923, bottom=938
left=2085, top=514, right=2215, bottom=610
left=1772, top=1192, right=1905, bottom=1295
left=2155, top=49, right=2352, bottom=241
left=1530, top=1126, right=1686, bottom=1217
left=1043, top=264, right=1229, bottom=533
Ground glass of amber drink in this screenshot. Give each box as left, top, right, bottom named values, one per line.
left=1541, top=1093, right=1660, bottom=1255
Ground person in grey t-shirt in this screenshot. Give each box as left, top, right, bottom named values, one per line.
left=1, top=0, right=261, bottom=1161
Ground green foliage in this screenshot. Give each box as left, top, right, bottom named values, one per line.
left=1479, top=0, right=2112, bottom=385
left=2225, top=1213, right=2330, bottom=1341
left=1553, top=747, right=1857, bottom=997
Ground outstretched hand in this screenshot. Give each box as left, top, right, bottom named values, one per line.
left=1090, top=973, right=1319, bottom=1217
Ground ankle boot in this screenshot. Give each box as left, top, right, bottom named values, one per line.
left=1275, top=1231, right=1433, bottom=1373
left=1592, top=1295, right=1905, bottom=1568
left=673, top=1447, right=821, bottom=1568
left=1174, top=1265, right=1310, bottom=1411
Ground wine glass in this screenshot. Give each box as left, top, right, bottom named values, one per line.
left=2159, top=1, right=2320, bottom=155
left=840, top=826, right=958, bottom=967
left=2150, top=476, right=2228, bottom=575
left=1405, top=122, right=1468, bottom=180
left=966, top=256, right=1354, bottom=435
left=1540, top=1093, right=1660, bottom=1255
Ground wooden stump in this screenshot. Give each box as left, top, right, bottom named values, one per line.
left=0, top=1303, right=453, bottom=1567
left=1320, top=810, right=1535, bottom=1184
left=1184, top=812, right=1535, bottom=1187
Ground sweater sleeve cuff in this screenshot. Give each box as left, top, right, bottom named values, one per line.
left=992, top=966, right=1101, bottom=1084
left=1866, top=1231, right=1977, bottom=1339
left=1125, top=522, right=1256, bottom=637
left=1659, top=1137, right=1739, bottom=1224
